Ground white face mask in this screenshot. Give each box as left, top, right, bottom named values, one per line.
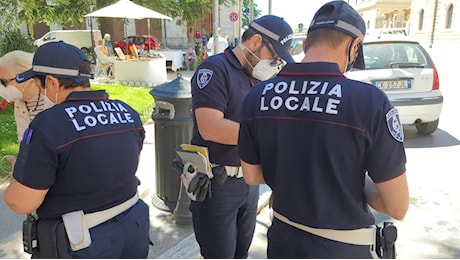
left=43, top=86, right=56, bottom=109
left=43, top=94, right=55, bottom=109
left=0, top=85, right=23, bottom=102
left=252, top=59, right=284, bottom=81
left=240, top=44, right=283, bottom=81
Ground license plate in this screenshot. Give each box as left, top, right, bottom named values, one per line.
left=372, top=80, right=411, bottom=90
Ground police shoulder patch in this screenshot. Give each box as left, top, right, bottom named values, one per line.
left=386, top=108, right=404, bottom=142
left=196, top=69, right=213, bottom=89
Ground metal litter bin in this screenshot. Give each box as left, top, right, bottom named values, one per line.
left=149, top=73, right=192, bottom=211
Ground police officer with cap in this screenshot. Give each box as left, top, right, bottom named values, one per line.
left=239, top=1, right=409, bottom=258
left=4, top=41, right=150, bottom=258
left=190, top=15, right=293, bottom=258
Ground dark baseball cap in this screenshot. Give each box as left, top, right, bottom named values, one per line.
left=249, top=15, right=294, bottom=63
left=16, top=41, right=93, bottom=83
left=308, top=1, right=366, bottom=69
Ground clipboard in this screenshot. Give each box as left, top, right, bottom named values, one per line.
left=176, top=144, right=212, bottom=178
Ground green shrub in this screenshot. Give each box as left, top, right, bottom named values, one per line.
left=0, top=28, right=37, bottom=56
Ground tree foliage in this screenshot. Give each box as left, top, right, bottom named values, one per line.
left=15, top=0, right=95, bottom=37
left=242, top=0, right=262, bottom=28
left=0, top=0, right=260, bottom=39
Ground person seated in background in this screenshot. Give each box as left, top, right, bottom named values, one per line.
left=94, top=39, right=116, bottom=77
left=96, top=39, right=109, bottom=56
left=199, top=46, right=208, bottom=63
left=186, top=46, right=196, bottom=70
left=104, top=33, right=114, bottom=56
left=138, top=43, right=151, bottom=58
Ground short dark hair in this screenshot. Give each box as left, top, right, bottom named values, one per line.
left=242, top=27, right=258, bottom=42
left=305, top=28, right=350, bottom=52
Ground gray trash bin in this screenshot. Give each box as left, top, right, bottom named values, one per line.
left=149, top=73, right=193, bottom=211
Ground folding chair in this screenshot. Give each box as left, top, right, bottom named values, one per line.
left=94, top=47, right=116, bottom=79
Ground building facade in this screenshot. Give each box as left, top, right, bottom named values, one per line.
left=349, top=0, right=460, bottom=47
left=348, top=0, right=412, bottom=31
left=409, top=0, right=460, bottom=46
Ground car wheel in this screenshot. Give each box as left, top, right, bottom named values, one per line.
left=415, top=119, right=439, bottom=135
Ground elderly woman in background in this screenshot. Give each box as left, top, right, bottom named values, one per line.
left=104, top=33, right=115, bottom=56
left=0, top=50, right=46, bottom=141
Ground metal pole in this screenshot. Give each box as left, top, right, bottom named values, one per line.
left=430, top=0, right=439, bottom=48
left=162, top=19, right=167, bottom=48
left=268, top=0, right=272, bottom=15
left=238, top=0, right=243, bottom=44
left=89, top=17, right=96, bottom=64
left=213, top=0, right=219, bottom=54
left=250, top=0, right=254, bottom=22
left=147, top=18, right=151, bottom=52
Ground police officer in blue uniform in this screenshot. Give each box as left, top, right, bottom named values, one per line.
left=239, top=1, right=409, bottom=258
left=4, top=41, right=150, bottom=258
left=190, top=15, right=294, bottom=258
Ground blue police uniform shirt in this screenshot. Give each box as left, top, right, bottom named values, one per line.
left=239, top=62, right=406, bottom=230
left=13, top=90, right=145, bottom=219
left=191, top=47, right=256, bottom=166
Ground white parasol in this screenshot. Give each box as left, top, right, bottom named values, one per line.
left=85, top=0, right=173, bottom=52
left=85, top=0, right=172, bottom=20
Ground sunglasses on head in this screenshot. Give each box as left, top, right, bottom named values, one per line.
left=0, top=77, right=15, bottom=87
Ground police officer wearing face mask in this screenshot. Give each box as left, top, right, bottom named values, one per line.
left=0, top=51, right=48, bottom=142
left=4, top=41, right=150, bottom=258
left=189, top=15, right=293, bottom=258
left=239, top=1, right=409, bottom=258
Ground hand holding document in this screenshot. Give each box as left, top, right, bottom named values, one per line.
left=174, top=144, right=214, bottom=201
left=175, top=144, right=213, bottom=178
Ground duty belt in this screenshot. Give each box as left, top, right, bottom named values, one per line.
left=273, top=210, right=381, bottom=259
left=84, top=193, right=139, bottom=228
left=211, top=163, right=244, bottom=178
left=62, top=193, right=139, bottom=251
left=224, top=166, right=243, bottom=178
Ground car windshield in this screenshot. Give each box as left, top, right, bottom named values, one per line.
left=363, top=42, right=429, bottom=70
left=289, top=36, right=305, bottom=56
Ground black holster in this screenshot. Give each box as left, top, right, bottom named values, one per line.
left=29, top=217, right=72, bottom=259
left=375, top=222, right=397, bottom=259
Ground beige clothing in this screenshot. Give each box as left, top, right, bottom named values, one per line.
left=13, top=95, right=44, bottom=141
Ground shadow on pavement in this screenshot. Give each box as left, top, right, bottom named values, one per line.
left=403, top=127, right=460, bottom=149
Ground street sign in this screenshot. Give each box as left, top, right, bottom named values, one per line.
left=229, top=12, right=239, bottom=23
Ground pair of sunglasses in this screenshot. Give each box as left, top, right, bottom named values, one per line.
left=261, top=38, right=284, bottom=67
left=0, top=78, right=15, bottom=87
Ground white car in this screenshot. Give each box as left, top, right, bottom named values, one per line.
left=347, top=38, right=443, bottom=135
left=289, top=34, right=306, bottom=62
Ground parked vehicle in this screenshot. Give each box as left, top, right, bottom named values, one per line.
left=34, top=29, right=101, bottom=53
left=115, top=35, right=161, bottom=54
left=347, top=37, right=443, bottom=135
left=366, top=27, right=408, bottom=38
left=289, top=33, right=306, bottom=62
